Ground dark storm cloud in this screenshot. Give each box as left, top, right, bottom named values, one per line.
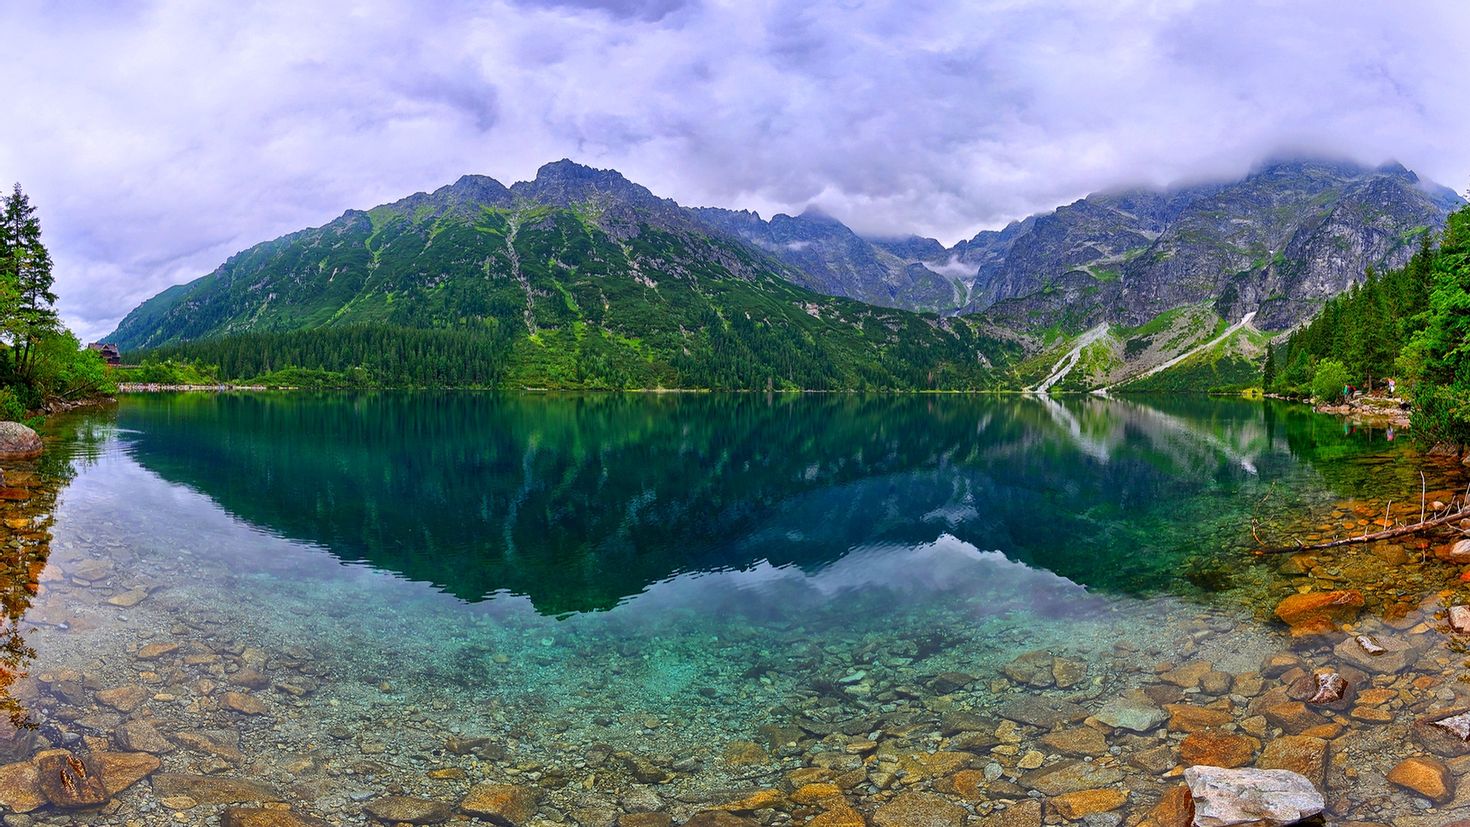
left=0, top=0, right=1466, bottom=342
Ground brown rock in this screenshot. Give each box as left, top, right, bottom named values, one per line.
left=35, top=751, right=107, bottom=808
left=1164, top=704, right=1232, bottom=732
left=137, top=642, right=179, bottom=660
left=1051, top=788, right=1127, bottom=819
left=0, top=760, right=43, bottom=813
left=96, top=685, right=149, bottom=713
left=1387, top=755, right=1455, bottom=804
left=618, top=815, right=674, bottom=827
left=1273, top=590, right=1363, bottom=635
left=719, top=741, right=767, bottom=768
left=1021, top=760, right=1124, bottom=795
left=1261, top=701, right=1324, bottom=734
left=221, top=691, right=268, bottom=715
left=459, top=782, right=539, bottom=824
left=364, top=795, right=452, bottom=824
left=1257, top=736, right=1327, bottom=790
left=682, top=814, right=759, bottom=827
left=871, top=791, right=967, bottom=827
left=1161, top=661, right=1213, bottom=689
left=974, top=799, right=1042, bottom=827
left=1001, top=651, right=1057, bottom=688
left=1179, top=731, right=1258, bottom=768
left=806, top=804, right=865, bottom=827
left=116, top=719, right=175, bottom=754
left=222, top=808, right=329, bottom=827
left=1413, top=708, right=1470, bottom=756
left=1139, top=784, right=1193, bottom=827
left=997, top=695, right=1089, bottom=728
left=93, top=751, right=161, bottom=795
left=1129, top=744, right=1177, bottom=775
left=1040, top=727, right=1108, bottom=756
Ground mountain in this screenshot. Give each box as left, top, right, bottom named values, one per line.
left=685, top=159, right=1459, bottom=335
left=108, top=161, right=1012, bottom=390
left=110, top=156, right=1462, bottom=392
left=964, top=159, right=1461, bottom=331
left=689, top=206, right=965, bottom=311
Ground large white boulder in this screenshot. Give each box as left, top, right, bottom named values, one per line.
left=1184, top=765, right=1325, bottom=827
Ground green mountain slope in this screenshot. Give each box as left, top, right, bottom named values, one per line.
left=110, top=163, right=1015, bottom=390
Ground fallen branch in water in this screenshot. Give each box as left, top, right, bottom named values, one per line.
left=1253, top=505, right=1470, bottom=555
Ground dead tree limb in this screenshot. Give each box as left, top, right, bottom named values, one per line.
left=1252, top=506, right=1470, bottom=555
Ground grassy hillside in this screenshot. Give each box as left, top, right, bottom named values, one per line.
left=115, top=186, right=1017, bottom=390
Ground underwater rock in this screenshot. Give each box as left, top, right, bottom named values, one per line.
left=1094, top=692, right=1167, bottom=733
left=1256, top=736, right=1328, bottom=790
left=0, top=717, right=37, bottom=764
left=1413, top=708, right=1470, bottom=756
left=221, top=808, right=329, bottom=827
left=92, top=751, right=160, bottom=795
left=973, top=799, right=1042, bottom=827
left=35, top=751, right=107, bottom=809
left=459, top=783, right=539, bottom=825
left=1332, top=634, right=1415, bottom=674
left=0, top=760, right=43, bottom=813
left=151, top=773, right=281, bottom=805
left=1140, top=783, right=1193, bottom=827
left=363, top=795, right=452, bottom=824
left=1183, top=766, right=1325, bottom=827
left=1021, top=759, right=1124, bottom=795
left=1451, top=605, right=1470, bottom=633
left=1051, top=787, right=1128, bottom=820
left=871, top=791, right=967, bottom=827
left=1272, top=590, right=1363, bottom=636
left=221, top=691, right=269, bottom=715
left=1000, top=651, right=1056, bottom=688
left=1437, top=539, right=1470, bottom=563
left=1387, top=755, right=1455, bottom=804
left=928, top=671, right=976, bottom=694
left=0, top=422, right=42, bottom=459
left=115, top=719, right=175, bottom=754
left=1179, top=731, right=1259, bottom=769
left=1285, top=670, right=1350, bottom=708
left=997, top=696, right=1088, bottom=728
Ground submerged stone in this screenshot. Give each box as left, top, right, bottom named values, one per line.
left=871, top=791, right=967, bottom=827
left=1272, top=590, right=1363, bottom=636
left=1183, top=766, right=1324, bottom=827
left=1387, top=755, right=1455, bottom=804
left=35, top=751, right=107, bottom=809
left=459, top=782, right=539, bottom=824
left=364, top=795, right=452, bottom=824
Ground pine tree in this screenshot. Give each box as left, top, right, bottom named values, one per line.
left=1261, top=342, right=1276, bottom=391
left=0, top=184, right=59, bottom=379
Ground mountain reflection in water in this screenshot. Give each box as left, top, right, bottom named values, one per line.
left=107, top=392, right=1402, bottom=615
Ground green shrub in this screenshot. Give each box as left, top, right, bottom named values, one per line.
left=1310, top=359, right=1351, bottom=404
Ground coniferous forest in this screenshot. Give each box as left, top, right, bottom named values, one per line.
left=1267, top=204, right=1470, bottom=449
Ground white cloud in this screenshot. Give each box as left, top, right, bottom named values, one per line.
left=1, top=0, right=1467, bottom=342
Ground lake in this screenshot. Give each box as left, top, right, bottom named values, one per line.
left=2, top=392, right=1466, bottom=825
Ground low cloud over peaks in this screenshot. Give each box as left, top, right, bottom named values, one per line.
left=2, top=0, right=1467, bottom=341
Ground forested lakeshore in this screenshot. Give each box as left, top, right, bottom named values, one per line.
left=0, top=184, right=114, bottom=421
left=1265, top=204, right=1470, bottom=450
left=123, top=319, right=1017, bottom=392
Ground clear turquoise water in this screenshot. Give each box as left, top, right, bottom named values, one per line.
left=2, top=392, right=1452, bottom=824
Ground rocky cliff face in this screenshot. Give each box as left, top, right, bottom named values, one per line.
left=950, top=160, right=1459, bottom=330
left=690, top=206, right=963, bottom=311
left=688, top=158, right=1459, bottom=332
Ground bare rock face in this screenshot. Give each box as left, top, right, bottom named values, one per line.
left=1183, top=765, right=1325, bottom=827
left=0, top=422, right=41, bottom=459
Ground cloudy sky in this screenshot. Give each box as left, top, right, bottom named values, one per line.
left=2, top=0, right=1468, bottom=342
